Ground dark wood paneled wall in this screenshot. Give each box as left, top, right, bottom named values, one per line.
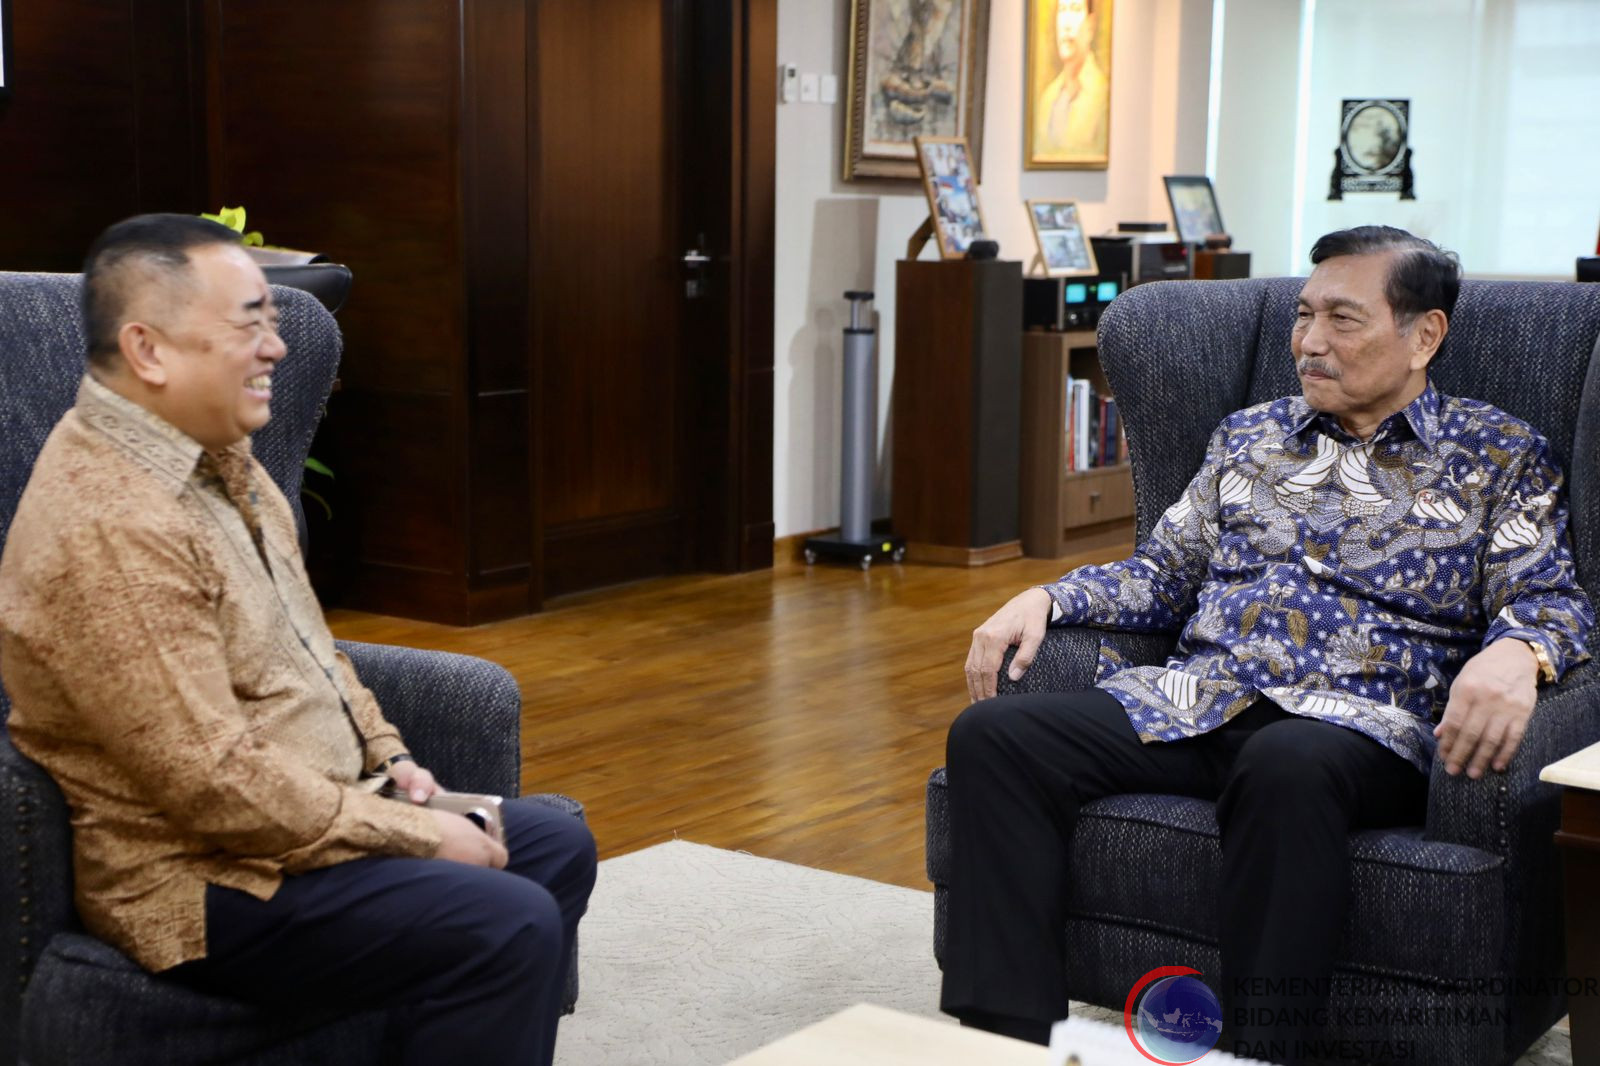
left=464, top=1, right=534, bottom=612
left=0, top=1, right=203, bottom=269
left=735, top=0, right=777, bottom=570
left=533, top=0, right=690, bottom=599
left=0, top=0, right=774, bottom=624
left=202, top=1, right=519, bottom=623
left=536, top=0, right=678, bottom=529
left=680, top=0, right=776, bottom=573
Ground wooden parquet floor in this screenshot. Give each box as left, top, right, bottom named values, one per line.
left=326, top=541, right=1129, bottom=891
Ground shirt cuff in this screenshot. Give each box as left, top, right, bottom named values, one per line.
left=364, top=737, right=411, bottom=775
left=1485, top=623, right=1563, bottom=683
left=1040, top=583, right=1090, bottom=626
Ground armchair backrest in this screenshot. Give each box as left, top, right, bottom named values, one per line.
left=0, top=272, right=343, bottom=723
left=1097, top=277, right=1600, bottom=595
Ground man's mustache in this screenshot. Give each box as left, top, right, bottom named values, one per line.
left=1298, top=357, right=1342, bottom=379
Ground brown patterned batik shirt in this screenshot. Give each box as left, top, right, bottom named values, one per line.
left=0, top=375, right=441, bottom=972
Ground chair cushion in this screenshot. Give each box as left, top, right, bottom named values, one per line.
left=926, top=770, right=1504, bottom=982
left=19, top=933, right=388, bottom=1066
left=1059, top=922, right=1505, bottom=1066
left=16, top=800, right=585, bottom=1064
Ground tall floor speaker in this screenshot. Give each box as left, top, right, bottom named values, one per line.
left=891, top=258, right=1023, bottom=566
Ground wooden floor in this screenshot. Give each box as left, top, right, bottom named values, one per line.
left=326, top=539, right=1130, bottom=891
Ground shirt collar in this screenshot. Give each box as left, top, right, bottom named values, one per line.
left=1287, top=381, right=1440, bottom=450
left=75, top=374, right=252, bottom=494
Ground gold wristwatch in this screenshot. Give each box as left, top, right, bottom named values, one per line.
left=1522, top=639, right=1557, bottom=685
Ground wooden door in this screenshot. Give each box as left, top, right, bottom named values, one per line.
left=533, top=0, right=698, bottom=598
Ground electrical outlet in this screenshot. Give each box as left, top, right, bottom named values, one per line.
left=800, top=72, right=819, bottom=103
left=820, top=74, right=839, bottom=105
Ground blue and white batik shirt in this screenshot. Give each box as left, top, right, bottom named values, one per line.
left=1043, top=382, right=1594, bottom=770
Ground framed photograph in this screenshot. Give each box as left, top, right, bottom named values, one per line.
left=1025, top=0, right=1114, bottom=169
left=915, top=136, right=986, bottom=259
left=1163, top=176, right=1225, bottom=245
left=1026, top=200, right=1097, bottom=276
left=844, top=0, right=992, bottom=182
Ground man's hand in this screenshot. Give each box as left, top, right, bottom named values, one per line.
left=429, top=809, right=509, bottom=868
left=965, top=587, right=1055, bottom=703
left=386, top=760, right=441, bottom=805
left=1434, top=638, right=1541, bottom=778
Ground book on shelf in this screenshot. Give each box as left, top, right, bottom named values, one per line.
left=1063, top=375, right=1122, bottom=472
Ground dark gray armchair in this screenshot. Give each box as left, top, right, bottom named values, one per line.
left=926, top=277, right=1600, bottom=1066
left=0, top=272, right=582, bottom=1065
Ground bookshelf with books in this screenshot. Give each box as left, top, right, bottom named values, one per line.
left=1019, top=330, right=1136, bottom=558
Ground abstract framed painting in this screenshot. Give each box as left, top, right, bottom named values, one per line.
left=844, top=0, right=992, bottom=181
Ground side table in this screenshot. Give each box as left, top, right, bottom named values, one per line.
left=1539, top=740, right=1600, bottom=1065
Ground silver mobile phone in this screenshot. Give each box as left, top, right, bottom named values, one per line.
left=380, top=784, right=505, bottom=844
left=427, top=791, right=505, bottom=845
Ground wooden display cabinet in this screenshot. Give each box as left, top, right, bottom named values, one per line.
left=1019, top=330, right=1135, bottom=558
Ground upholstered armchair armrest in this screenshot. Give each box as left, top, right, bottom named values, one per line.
left=1424, top=663, right=1600, bottom=857
left=337, top=641, right=522, bottom=799
left=996, top=626, right=1177, bottom=696
left=0, top=734, right=77, bottom=1063
left=930, top=628, right=1175, bottom=888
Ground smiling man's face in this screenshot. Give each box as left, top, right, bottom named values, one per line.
left=1291, top=251, right=1440, bottom=439
left=135, top=244, right=286, bottom=451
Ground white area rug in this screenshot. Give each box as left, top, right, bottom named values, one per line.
left=553, top=841, right=1572, bottom=1066
left=553, top=841, right=948, bottom=1064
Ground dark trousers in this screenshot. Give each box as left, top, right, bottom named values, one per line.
left=168, top=798, right=597, bottom=1066
left=939, top=688, right=1427, bottom=1064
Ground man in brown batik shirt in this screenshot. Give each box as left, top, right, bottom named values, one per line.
left=0, top=215, right=594, bottom=1066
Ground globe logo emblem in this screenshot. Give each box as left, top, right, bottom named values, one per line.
left=1123, top=966, right=1223, bottom=1064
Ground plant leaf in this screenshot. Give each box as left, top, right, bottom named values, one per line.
left=201, top=206, right=248, bottom=233
left=1288, top=609, right=1308, bottom=648
left=304, top=457, right=335, bottom=479
left=302, top=487, right=333, bottom=521
left=1241, top=602, right=1262, bottom=638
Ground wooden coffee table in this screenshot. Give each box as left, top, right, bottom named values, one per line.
left=724, top=1004, right=1049, bottom=1065
left=725, top=1003, right=1253, bottom=1065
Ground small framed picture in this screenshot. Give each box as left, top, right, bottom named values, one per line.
left=1163, top=175, right=1225, bottom=245
left=914, top=135, right=987, bottom=259
left=1025, top=199, right=1097, bottom=276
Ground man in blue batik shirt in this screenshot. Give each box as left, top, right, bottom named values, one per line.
left=940, top=226, right=1593, bottom=1063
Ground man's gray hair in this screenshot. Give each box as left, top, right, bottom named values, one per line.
left=1308, top=225, right=1461, bottom=332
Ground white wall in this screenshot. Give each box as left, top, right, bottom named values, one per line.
left=773, top=0, right=1215, bottom=538
left=1216, top=0, right=1600, bottom=280
left=1208, top=0, right=1305, bottom=278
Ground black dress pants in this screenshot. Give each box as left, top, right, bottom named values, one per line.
left=167, top=797, right=597, bottom=1066
left=939, top=688, right=1427, bottom=1064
